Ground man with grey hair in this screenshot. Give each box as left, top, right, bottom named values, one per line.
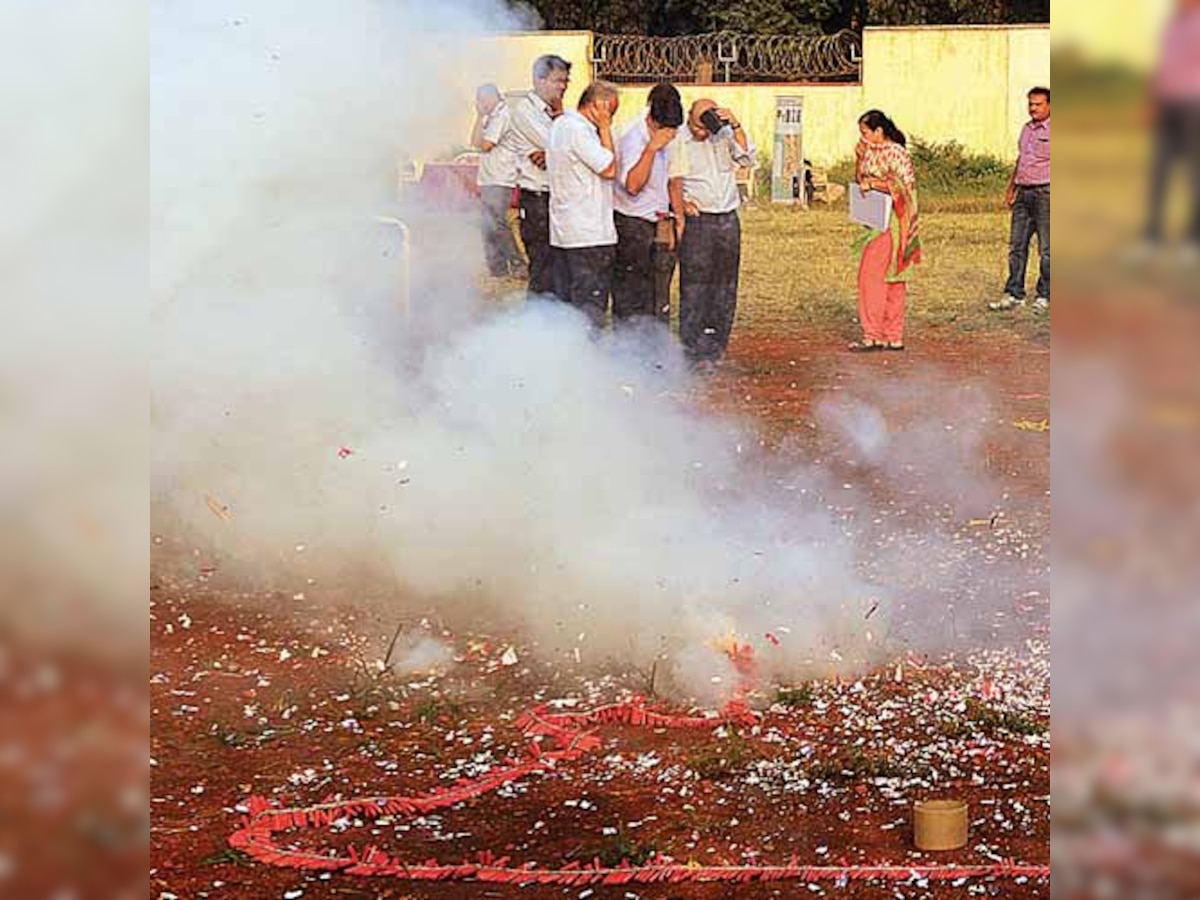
left=509, top=54, right=571, bottom=295
left=546, top=81, right=619, bottom=326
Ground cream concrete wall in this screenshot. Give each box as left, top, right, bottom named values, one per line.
left=1005, top=27, right=1053, bottom=151
left=860, top=26, right=1049, bottom=164
left=608, top=84, right=863, bottom=172
left=471, top=25, right=1049, bottom=168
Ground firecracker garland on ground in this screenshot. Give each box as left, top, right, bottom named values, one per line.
left=228, top=696, right=1050, bottom=886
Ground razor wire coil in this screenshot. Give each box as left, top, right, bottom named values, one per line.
left=593, top=31, right=861, bottom=84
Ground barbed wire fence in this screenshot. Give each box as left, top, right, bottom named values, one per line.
left=593, top=31, right=862, bottom=84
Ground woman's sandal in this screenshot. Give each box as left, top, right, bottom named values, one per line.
left=848, top=340, right=885, bottom=352
left=884, top=342, right=905, bottom=351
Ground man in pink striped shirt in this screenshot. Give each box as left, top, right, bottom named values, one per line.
left=1142, top=0, right=1200, bottom=259
left=989, top=87, right=1051, bottom=313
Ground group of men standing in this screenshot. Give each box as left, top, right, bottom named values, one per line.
left=472, top=54, right=756, bottom=365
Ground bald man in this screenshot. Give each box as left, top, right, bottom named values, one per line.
left=670, top=99, right=755, bottom=366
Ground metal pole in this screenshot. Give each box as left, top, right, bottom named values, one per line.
left=375, top=216, right=410, bottom=318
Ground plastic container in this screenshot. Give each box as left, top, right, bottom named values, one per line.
left=913, top=799, right=969, bottom=851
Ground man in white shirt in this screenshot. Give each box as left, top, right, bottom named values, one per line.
left=508, top=55, right=571, bottom=295
left=612, top=83, right=685, bottom=324
left=546, top=80, right=619, bottom=327
left=670, top=99, right=756, bottom=365
left=470, top=84, right=525, bottom=278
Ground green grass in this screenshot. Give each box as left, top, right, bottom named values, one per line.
left=685, top=732, right=761, bottom=779
left=736, top=204, right=1047, bottom=339
left=936, top=700, right=1046, bottom=740
left=597, top=833, right=658, bottom=867
left=200, top=848, right=253, bottom=867
left=484, top=192, right=1048, bottom=343
left=963, top=699, right=1046, bottom=737
left=412, top=696, right=464, bottom=725
left=774, top=683, right=815, bottom=708
left=825, top=138, right=1011, bottom=208
left=807, top=746, right=913, bottom=782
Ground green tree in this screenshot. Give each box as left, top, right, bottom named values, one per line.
left=866, top=0, right=1048, bottom=24
left=512, top=0, right=1047, bottom=33
left=709, top=0, right=845, bottom=34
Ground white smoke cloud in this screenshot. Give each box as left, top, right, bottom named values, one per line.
left=0, top=0, right=146, bottom=649
left=391, top=635, right=455, bottom=674
left=150, top=0, right=1028, bottom=697
left=815, top=370, right=1003, bottom=517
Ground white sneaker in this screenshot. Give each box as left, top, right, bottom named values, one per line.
left=1032, top=297, right=1049, bottom=313
left=988, top=295, right=1025, bottom=311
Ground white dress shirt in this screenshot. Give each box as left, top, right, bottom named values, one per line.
left=476, top=101, right=520, bottom=188
left=675, top=126, right=756, bottom=214
left=613, top=116, right=688, bottom=223
left=508, top=90, right=554, bottom=192
left=547, top=110, right=616, bottom=249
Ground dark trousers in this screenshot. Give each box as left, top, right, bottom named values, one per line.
left=518, top=189, right=559, bottom=295
left=679, top=210, right=741, bottom=361
left=555, top=245, right=615, bottom=328
left=1004, top=185, right=1050, bottom=300
left=1146, top=102, right=1200, bottom=243
left=481, top=185, right=523, bottom=276
left=613, top=212, right=676, bottom=324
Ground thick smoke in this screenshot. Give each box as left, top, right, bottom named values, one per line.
left=0, top=0, right=145, bottom=649
left=815, top=371, right=1003, bottom=517
left=151, top=0, right=1022, bottom=699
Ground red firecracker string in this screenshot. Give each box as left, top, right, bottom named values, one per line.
left=227, top=696, right=1049, bottom=885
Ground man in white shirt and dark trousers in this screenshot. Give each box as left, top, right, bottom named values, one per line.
left=546, top=81, right=620, bottom=327
left=509, top=55, right=571, bottom=295
left=671, top=99, right=755, bottom=366
left=470, top=84, right=525, bottom=278
left=612, top=83, right=685, bottom=324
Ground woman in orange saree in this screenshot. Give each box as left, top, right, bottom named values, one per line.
left=849, top=110, right=921, bottom=352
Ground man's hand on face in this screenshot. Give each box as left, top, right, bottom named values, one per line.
left=530, top=150, right=547, bottom=170
left=592, top=98, right=614, bottom=130
left=715, top=107, right=739, bottom=129
left=649, top=126, right=677, bottom=151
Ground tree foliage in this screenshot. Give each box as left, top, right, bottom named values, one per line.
left=516, top=0, right=1048, bottom=34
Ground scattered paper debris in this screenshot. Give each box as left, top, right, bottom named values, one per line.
left=204, top=494, right=231, bottom=521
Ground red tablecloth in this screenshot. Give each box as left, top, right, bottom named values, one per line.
left=412, top=162, right=518, bottom=211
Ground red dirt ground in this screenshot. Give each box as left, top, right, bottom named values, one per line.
left=150, top=324, right=1050, bottom=900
